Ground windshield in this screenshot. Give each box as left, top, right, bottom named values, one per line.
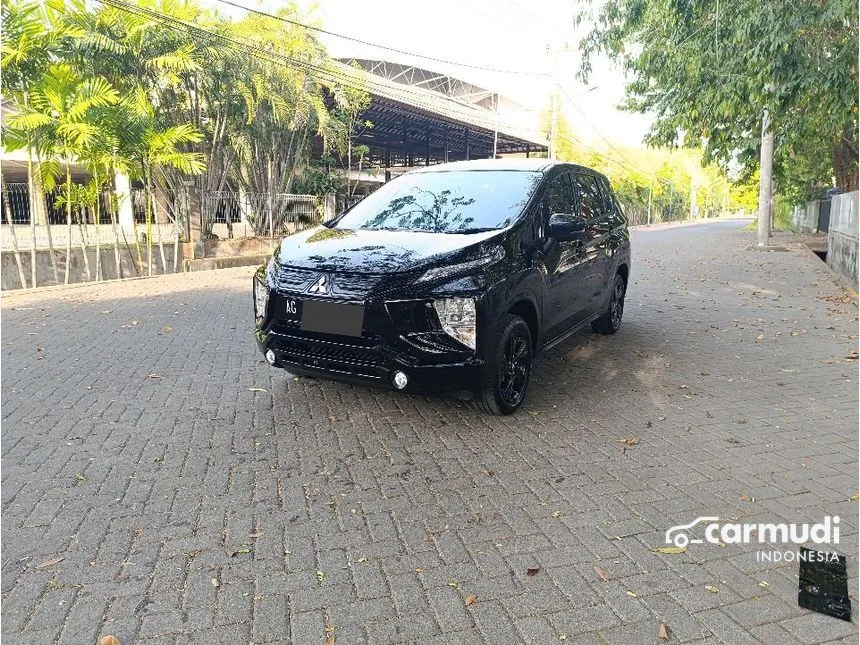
left=333, top=170, right=543, bottom=233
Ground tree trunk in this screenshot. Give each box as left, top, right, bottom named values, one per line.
left=145, top=165, right=153, bottom=277
left=107, top=178, right=123, bottom=279
left=26, top=154, right=37, bottom=287
left=2, top=176, right=28, bottom=289
left=64, top=165, right=72, bottom=284
left=834, top=128, right=858, bottom=192
left=77, top=205, right=92, bottom=282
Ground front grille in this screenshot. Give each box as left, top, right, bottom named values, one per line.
left=331, top=273, right=384, bottom=297
left=275, top=266, right=316, bottom=292
left=271, top=330, right=382, bottom=370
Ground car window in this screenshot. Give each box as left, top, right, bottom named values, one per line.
left=574, top=173, right=604, bottom=221
left=333, top=170, right=543, bottom=234
left=542, top=171, right=576, bottom=216
left=597, top=175, right=626, bottom=225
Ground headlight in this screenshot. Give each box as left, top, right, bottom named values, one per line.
left=416, top=247, right=503, bottom=284
left=433, top=297, right=476, bottom=349
left=253, top=276, right=269, bottom=320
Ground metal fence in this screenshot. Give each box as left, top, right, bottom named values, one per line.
left=200, top=191, right=322, bottom=239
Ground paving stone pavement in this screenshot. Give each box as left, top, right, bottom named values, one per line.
left=2, top=220, right=858, bottom=645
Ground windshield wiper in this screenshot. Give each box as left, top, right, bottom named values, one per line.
left=454, top=227, right=497, bottom=234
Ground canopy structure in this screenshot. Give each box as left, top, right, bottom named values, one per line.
left=331, top=59, right=549, bottom=181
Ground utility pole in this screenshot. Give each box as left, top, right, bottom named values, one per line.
left=757, top=109, right=774, bottom=246
left=647, top=176, right=653, bottom=226
left=492, top=92, right=499, bottom=158
left=549, top=91, right=558, bottom=160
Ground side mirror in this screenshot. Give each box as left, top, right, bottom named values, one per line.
left=548, top=213, right=585, bottom=241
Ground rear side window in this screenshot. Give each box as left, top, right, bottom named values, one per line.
left=597, top=176, right=627, bottom=225
left=574, top=173, right=603, bottom=220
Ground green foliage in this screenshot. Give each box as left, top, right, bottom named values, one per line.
left=2, top=0, right=372, bottom=238
left=580, top=0, right=859, bottom=201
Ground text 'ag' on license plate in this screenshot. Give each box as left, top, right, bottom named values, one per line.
left=300, top=299, right=365, bottom=337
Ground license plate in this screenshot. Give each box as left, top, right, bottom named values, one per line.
left=301, top=300, right=365, bottom=337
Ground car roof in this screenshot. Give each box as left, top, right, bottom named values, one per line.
left=410, top=158, right=571, bottom=174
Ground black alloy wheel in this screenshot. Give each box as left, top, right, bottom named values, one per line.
left=473, top=314, right=533, bottom=415
left=592, top=273, right=626, bottom=335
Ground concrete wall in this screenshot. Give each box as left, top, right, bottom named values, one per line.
left=2, top=243, right=178, bottom=290
left=793, top=201, right=820, bottom=233
left=827, top=191, right=859, bottom=290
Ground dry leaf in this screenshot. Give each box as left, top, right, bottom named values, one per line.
left=161, top=326, right=172, bottom=333
left=325, top=636, right=335, bottom=645
left=99, top=637, right=121, bottom=645
left=617, top=437, right=639, bottom=446
left=658, top=622, right=670, bottom=641
left=758, top=581, right=769, bottom=588
left=846, top=351, right=859, bottom=360
left=249, top=532, right=264, bottom=539
left=850, top=493, right=860, bottom=501
left=739, top=495, right=756, bottom=502
left=705, top=585, right=719, bottom=593
left=626, top=590, right=638, bottom=598
left=465, top=595, right=477, bottom=606
left=36, top=556, right=64, bottom=569
left=594, top=565, right=610, bottom=581
left=211, top=578, right=219, bottom=588
left=415, top=568, right=424, bottom=574
left=248, top=387, right=267, bottom=392
left=652, top=546, right=687, bottom=554
left=146, top=373, right=163, bottom=379
left=526, top=567, right=540, bottom=576
left=230, top=547, right=251, bottom=557
left=755, top=333, right=765, bottom=341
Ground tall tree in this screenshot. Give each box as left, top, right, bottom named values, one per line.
left=580, top=0, right=859, bottom=200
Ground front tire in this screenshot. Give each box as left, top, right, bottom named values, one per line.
left=592, top=273, right=626, bottom=335
left=473, top=314, right=532, bottom=415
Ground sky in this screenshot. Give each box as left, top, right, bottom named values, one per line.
left=205, top=0, right=654, bottom=148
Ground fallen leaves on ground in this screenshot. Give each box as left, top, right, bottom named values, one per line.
left=658, top=622, right=670, bottom=641
left=230, top=546, right=251, bottom=557
left=705, top=584, right=720, bottom=593
left=99, top=637, right=121, bottom=645
left=594, top=565, right=610, bottom=581
left=248, top=387, right=267, bottom=392
left=465, top=595, right=477, bottom=606
left=526, top=567, right=540, bottom=576
left=316, top=569, right=325, bottom=583
left=36, top=556, right=64, bottom=569
left=145, top=373, right=163, bottom=379
left=739, top=495, right=756, bottom=502
left=211, top=578, right=219, bottom=588
left=626, top=590, right=638, bottom=598
left=249, top=532, right=264, bottom=539
left=846, top=351, right=859, bottom=360
left=652, top=546, right=687, bottom=555
left=618, top=437, right=639, bottom=446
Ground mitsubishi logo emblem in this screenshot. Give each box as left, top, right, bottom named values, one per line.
left=308, top=274, right=329, bottom=294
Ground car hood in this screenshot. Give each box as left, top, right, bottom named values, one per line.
left=278, top=226, right=501, bottom=274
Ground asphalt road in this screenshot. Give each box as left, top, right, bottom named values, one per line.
left=2, top=219, right=858, bottom=644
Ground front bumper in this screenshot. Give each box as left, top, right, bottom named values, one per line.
left=254, top=289, right=490, bottom=394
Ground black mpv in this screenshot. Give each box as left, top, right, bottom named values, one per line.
left=253, top=159, right=630, bottom=414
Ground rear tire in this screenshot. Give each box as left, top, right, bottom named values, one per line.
left=472, top=314, right=532, bottom=415
left=592, top=273, right=626, bottom=335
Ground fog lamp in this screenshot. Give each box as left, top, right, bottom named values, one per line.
left=392, top=371, right=409, bottom=389
left=432, top=297, right=477, bottom=349
left=265, top=349, right=276, bottom=365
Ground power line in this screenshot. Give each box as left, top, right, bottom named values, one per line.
left=96, top=0, right=548, bottom=147
left=211, top=0, right=550, bottom=77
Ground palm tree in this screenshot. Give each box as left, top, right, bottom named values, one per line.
left=1, top=0, right=81, bottom=285
left=8, top=63, right=119, bottom=283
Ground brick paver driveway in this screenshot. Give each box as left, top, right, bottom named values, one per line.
left=2, top=220, right=858, bottom=644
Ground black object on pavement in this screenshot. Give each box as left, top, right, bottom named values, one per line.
left=798, top=548, right=851, bottom=621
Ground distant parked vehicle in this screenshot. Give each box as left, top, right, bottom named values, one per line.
left=253, top=159, right=631, bottom=414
